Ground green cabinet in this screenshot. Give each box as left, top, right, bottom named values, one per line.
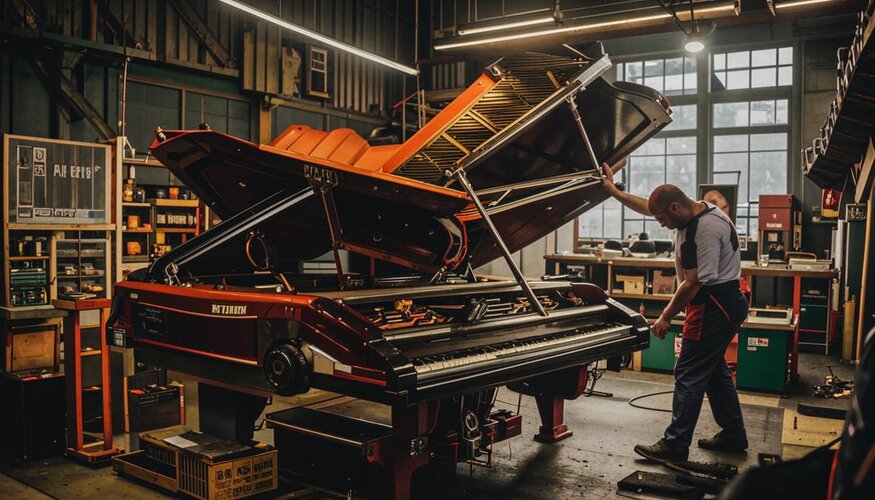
left=641, top=326, right=682, bottom=372
left=736, top=326, right=792, bottom=393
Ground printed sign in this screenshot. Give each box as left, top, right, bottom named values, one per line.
left=4, top=134, right=111, bottom=224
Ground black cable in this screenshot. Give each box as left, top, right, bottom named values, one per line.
left=628, top=390, right=675, bottom=413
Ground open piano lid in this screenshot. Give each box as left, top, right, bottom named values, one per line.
left=148, top=50, right=671, bottom=275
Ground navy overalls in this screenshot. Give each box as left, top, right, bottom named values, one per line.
left=664, top=207, right=750, bottom=450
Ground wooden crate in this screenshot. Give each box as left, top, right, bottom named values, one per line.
left=178, top=447, right=277, bottom=500
left=115, top=429, right=277, bottom=500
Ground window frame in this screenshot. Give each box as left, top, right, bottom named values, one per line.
left=575, top=42, right=798, bottom=245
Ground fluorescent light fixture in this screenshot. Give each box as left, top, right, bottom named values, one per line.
left=774, top=0, right=837, bottom=8
left=218, top=0, right=418, bottom=76
left=457, top=10, right=557, bottom=36
left=434, top=13, right=672, bottom=50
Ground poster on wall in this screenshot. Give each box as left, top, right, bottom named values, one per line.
left=698, top=183, right=739, bottom=223
left=3, top=134, right=111, bottom=225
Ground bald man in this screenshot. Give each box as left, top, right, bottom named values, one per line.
left=601, top=163, right=749, bottom=463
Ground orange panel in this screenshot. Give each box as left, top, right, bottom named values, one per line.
left=380, top=72, right=499, bottom=173
left=270, top=124, right=312, bottom=150
left=286, top=128, right=329, bottom=156
left=328, top=133, right=369, bottom=165
left=311, top=129, right=357, bottom=160
left=354, top=144, right=402, bottom=172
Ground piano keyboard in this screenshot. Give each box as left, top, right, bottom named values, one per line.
left=411, top=322, right=629, bottom=379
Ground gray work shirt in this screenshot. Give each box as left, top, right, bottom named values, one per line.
left=674, top=201, right=741, bottom=285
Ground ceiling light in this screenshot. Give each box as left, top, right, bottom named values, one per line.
left=218, top=0, right=418, bottom=76
left=684, top=32, right=706, bottom=53
left=434, top=13, right=672, bottom=51
left=457, top=9, right=558, bottom=36
left=774, top=0, right=837, bottom=8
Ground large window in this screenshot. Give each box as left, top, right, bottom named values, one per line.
left=577, top=45, right=794, bottom=243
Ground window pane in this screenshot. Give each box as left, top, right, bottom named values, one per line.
left=751, top=133, right=786, bottom=151
left=664, top=73, right=684, bottom=95
left=751, top=48, right=777, bottom=67
left=714, top=102, right=749, bottom=128
left=666, top=136, right=696, bottom=154
left=666, top=155, right=696, bottom=195
left=666, top=104, right=697, bottom=130
left=634, top=138, right=666, bottom=156
left=714, top=135, right=748, bottom=152
left=626, top=61, right=643, bottom=81
left=604, top=199, right=622, bottom=239
left=778, top=66, right=793, bottom=86
left=778, top=46, right=793, bottom=65
left=713, top=53, right=726, bottom=70
left=644, top=220, right=674, bottom=240
left=644, top=76, right=664, bottom=92
left=750, top=151, right=787, bottom=196
left=714, top=152, right=748, bottom=172
left=727, top=51, right=750, bottom=69
left=714, top=71, right=727, bottom=91
left=629, top=156, right=666, bottom=196
left=644, top=59, right=663, bottom=77
left=750, top=100, right=776, bottom=125
left=751, top=67, right=776, bottom=88
left=727, top=70, right=750, bottom=89
left=776, top=99, right=788, bottom=124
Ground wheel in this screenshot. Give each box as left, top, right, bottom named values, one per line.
left=263, top=342, right=310, bottom=395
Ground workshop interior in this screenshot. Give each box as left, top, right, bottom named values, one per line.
left=0, top=0, right=874, bottom=499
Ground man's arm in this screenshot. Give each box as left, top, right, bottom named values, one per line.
left=651, top=268, right=702, bottom=339
left=601, top=163, right=652, bottom=216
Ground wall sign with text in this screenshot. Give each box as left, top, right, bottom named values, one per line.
left=4, top=134, right=111, bottom=225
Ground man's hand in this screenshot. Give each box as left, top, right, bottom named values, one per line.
left=601, top=163, right=619, bottom=194
left=652, top=316, right=671, bottom=340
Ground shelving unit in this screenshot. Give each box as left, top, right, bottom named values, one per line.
left=53, top=297, right=122, bottom=465
left=55, top=231, right=111, bottom=299
left=3, top=230, right=52, bottom=307
left=150, top=198, right=200, bottom=261
left=121, top=202, right=153, bottom=273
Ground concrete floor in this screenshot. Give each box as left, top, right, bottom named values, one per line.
left=0, top=352, right=854, bottom=499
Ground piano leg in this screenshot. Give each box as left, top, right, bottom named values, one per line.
left=382, top=401, right=437, bottom=500
left=533, top=395, right=573, bottom=443
left=508, top=365, right=589, bottom=443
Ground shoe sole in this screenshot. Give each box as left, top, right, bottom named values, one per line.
left=633, top=445, right=688, bottom=464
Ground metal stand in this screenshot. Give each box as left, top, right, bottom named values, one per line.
left=447, top=167, right=547, bottom=317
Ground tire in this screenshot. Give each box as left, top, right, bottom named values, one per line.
left=263, top=342, right=310, bottom=395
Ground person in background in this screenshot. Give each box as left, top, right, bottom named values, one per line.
left=601, top=163, right=750, bottom=463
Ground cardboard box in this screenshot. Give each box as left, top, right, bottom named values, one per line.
left=616, top=274, right=645, bottom=294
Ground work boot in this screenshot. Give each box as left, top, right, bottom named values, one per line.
left=697, top=431, right=748, bottom=452
left=634, top=438, right=689, bottom=463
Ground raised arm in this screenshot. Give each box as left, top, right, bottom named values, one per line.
left=601, top=162, right=652, bottom=216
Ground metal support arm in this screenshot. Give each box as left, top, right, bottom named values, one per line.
left=447, top=168, right=547, bottom=317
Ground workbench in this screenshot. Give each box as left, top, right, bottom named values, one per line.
left=545, top=254, right=838, bottom=379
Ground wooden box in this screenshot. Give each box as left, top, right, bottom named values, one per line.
left=4, top=323, right=59, bottom=373
left=616, top=274, right=645, bottom=294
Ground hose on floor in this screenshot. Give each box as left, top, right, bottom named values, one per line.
left=628, top=390, right=675, bottom=413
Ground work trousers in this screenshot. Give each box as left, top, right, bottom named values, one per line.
left=664, top=283, right=749, bottom=450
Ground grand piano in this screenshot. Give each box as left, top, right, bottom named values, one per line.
left=108, top=48, right=671, bottom=498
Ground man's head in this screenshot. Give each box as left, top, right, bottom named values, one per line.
left=703, top=189, right=730, bottom=217
left=648, top=184, right=697, bottom=230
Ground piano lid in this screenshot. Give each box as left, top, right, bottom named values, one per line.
left=147, top=50, right=671, bottom=274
